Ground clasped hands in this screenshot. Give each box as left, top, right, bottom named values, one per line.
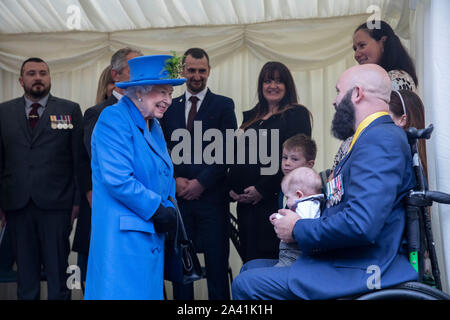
left=229, top=186, right=263, bottom=205
left=176, top=177, right=205, bottom=201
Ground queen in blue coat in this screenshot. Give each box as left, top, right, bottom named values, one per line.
left=85, top=55, right=186, bottom=300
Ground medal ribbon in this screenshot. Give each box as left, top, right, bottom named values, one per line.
left=347, top=111, right=389, bottom=154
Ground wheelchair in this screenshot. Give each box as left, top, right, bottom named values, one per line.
left=352, top=124, right=450, bottom=300
left=229, top=124, right=450, bottom=300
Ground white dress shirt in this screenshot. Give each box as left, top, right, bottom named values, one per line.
left=184, top=87, right=207, bottom=126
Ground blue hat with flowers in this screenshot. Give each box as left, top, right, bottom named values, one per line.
left=115, top=54, right=186, bottom=88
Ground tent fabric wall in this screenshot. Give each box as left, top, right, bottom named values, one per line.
left=4, top=0, right=448, bottom=298
left=0, top=0, right=394, bottom=33
left=0, top=1, right=407, bottom=172
left=419, top=0, right=450, bottom=293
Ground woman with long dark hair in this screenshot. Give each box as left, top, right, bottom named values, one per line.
left=331, top=20, right=419, bottom=171
left=228, top=61, right=312, bottom=263
left=353, top=20, right=417, bottom=91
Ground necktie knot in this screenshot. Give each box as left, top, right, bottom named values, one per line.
left=31, top=103, right=40, bottom=110
left=187, top=96, right=199, bottom=131
left=29, top=103, right=40, bottom=129
left=189, top=96, right=199, bottom=104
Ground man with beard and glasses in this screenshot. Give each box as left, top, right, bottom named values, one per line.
left=160, top=48, right=237, bottom=300
left=0, top=57, right=83, bottom=300
left=232, top=64, right=418, bottom=300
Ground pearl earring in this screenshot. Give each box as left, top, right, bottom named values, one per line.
left=138, top=98, right=142, bottom=102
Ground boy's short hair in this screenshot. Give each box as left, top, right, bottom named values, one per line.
left=282, top=134, right=317, bottom=161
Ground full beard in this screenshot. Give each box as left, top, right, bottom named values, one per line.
left=26, top=82, right=51, bottom=100
left=331, top=89, right=356, bottom=141
left=187, top=79, right=206, bottom=94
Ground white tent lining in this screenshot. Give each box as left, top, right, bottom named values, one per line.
left=0, top=0, right=397, bottom=34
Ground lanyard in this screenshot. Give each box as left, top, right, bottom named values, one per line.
left=347, top=112, right=389, bottom=154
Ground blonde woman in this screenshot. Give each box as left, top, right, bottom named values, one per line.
left=94, top=65, right=115, bottom=105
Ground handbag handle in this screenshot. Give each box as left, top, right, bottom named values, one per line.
left=168, top=196, right=189, bottom=243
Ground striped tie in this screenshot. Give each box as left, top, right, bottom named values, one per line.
left=29, top=103, right=40, bottom=129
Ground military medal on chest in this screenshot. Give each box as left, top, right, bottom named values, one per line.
left=326, top=174, right=344, bottom=208
left=50, top=115, right=73, bottom=130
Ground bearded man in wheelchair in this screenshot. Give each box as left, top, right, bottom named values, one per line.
left=232, top=64, right=450, bottom=300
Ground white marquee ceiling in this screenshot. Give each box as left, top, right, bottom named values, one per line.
left=0, top=0, right=403, bottom=34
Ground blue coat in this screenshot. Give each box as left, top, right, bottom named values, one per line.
left=84, top=96, right=175, bottom=300
left=290, top=115, right=418, bottom=299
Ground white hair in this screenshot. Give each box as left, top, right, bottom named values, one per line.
left=124, top=85, right=153, bottom=100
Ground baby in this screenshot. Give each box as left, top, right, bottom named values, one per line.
left=273, top=166, right=324, bottom=267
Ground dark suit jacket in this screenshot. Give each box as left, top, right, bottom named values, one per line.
left=72, top=94, right=118, bottom=254
left=227, top=105, right=312, bottom=198
left=226, top=105, right=312, bottom=260
left=0, top=95, right=83, bottom=212
left=160, top=89, right=237, bottom=204
left=83, top=95, right=118, bottom=157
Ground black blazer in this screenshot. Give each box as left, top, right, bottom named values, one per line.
left=82, top=94, right=118, bottom=157
left=227, top=105, right=312, bottom=198
left=160, top=89, right=237, bottom=204
left=72, top=94, right=118, bottom=254
left=0, top=95, right=83, bottom=211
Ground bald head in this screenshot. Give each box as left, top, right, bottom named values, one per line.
left=340, top=64, right=391, bottom=103
left=333, top=64, right=391, bottom=130
left=282, top=167, right=322, bottom=197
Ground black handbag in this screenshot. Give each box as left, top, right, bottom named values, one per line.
left=164, top=196, right=204, bottom=284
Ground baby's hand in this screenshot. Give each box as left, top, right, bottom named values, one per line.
left=270, top=209, right=294, bottom=224
left=273, top=209, right=301, bottom=243
left=269, top=212, right=281, bottom=224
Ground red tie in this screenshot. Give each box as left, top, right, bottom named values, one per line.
left=29, top=103, right=40, bottom=129
left=187, top=96, right=199, bottom=132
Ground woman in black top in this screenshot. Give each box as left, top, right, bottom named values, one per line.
left=228, top=61, right=312, bottom=263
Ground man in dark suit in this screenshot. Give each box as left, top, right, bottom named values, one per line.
left=0, top=57, right=83, bottom=300
left=232, top=64, right=418, bottom=299
left=82, top=48, right=143, bottom=157
left=160, top=48, right=237, bottom=300
left=72, top=48, right=142, bottom=284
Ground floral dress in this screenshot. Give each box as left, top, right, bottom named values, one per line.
left=388, top=69, right=417, bottom=92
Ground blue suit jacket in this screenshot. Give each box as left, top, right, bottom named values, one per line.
left=160, top=89, right=237, bottom=204
left=85, top=96, right=175, bottom=300
left=289, top=115, right=418, bottom=299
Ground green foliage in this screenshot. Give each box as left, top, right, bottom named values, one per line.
left=165, top=51, right=184, bottom=79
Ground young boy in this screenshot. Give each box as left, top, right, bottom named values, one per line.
left=273, top=167, right=324, bottom=267
left=279, top=133, right=317, bottom=208
left=273, top=134, right=323, bottom=267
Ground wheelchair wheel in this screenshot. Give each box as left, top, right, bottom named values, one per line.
left=356, top=281, right=450, bottom=300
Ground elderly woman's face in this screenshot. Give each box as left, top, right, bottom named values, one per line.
left=138, top=84, right=173, bottom=119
